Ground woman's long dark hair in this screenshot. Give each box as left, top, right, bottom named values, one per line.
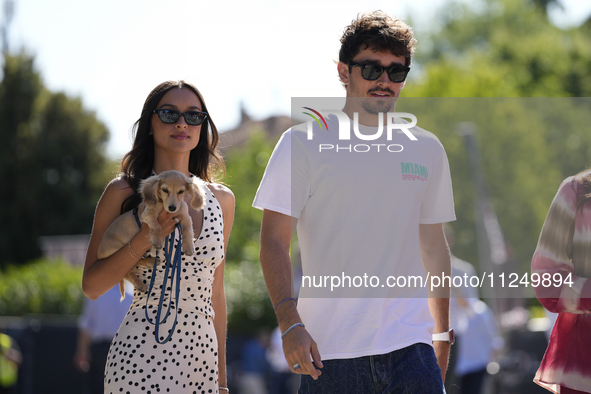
left=119, top=80, right=224, bottom=213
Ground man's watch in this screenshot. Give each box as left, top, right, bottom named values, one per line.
left=432, top=328, right=455, bottom=345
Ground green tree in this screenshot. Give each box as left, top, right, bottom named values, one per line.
left=531, top=0, right=562, bottom=15
left=0, top=53, right=113, bottom=267
left=222, top=131, right=279, bottom=334
left=408, top=0, right=591, bottom=97
left=401, top=0, right=591, bottom=283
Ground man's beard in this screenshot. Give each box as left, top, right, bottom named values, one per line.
left=358, top=96, right=397, bottom=114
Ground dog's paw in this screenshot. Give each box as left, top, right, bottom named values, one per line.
left=124, top=272, right=148, bottom=293
left=150, top=234, right=164, bottom=249
left=148, top=245, right=162, bottom=258
left=134, top=281, right=149, bottom=292
left=182, top=241, right=195, bottom=255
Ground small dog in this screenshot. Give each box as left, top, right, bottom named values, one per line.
left=97, top=170, right=205, bottom=299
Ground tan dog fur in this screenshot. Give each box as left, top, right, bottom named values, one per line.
left=97, top=170, right=205, bottom=299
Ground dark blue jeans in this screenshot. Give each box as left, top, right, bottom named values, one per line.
left=299, top=343, right=445, bottom=394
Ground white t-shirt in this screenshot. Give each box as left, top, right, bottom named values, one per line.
left=253, top=114, right=455, bottom=360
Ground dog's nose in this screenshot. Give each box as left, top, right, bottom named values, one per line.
left=168, top=205, right=177, bottom=212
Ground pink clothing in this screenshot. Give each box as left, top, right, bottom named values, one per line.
left=562, top=387, right=589, bottom=394
left=532, top=173, right=591, bottom=393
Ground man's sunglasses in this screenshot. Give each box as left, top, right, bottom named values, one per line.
left=349, top=61, right=410, bottom=83
left=152, top=109, right=208, bottom=126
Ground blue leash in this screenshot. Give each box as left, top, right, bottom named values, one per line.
left=143, top=222, right=183, bottom=344
left=132, top=207, right=183, bottom=344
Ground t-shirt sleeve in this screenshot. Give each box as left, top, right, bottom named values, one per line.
left=253, top=130, right=311, bottom=218
left=419, top=141, right=455, bottom=224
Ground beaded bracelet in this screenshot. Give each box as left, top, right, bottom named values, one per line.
left=274, top=297, right=297, bottom=311
left=281, top=322, right=305, bottom=339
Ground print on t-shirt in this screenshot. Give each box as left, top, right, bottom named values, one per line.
left=401, top=161, right=428, bottom=182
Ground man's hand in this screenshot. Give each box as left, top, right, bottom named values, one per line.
left=260, top=209, right=324, bottom=379
left=432, top=341, right=451, bottom=383
left=282, top=325, right=323, bottom=380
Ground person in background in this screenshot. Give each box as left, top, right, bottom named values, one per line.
left=239, top=327, right=271, bottom=394
left=445, top=224, right=502, bottom=394
left=74, top=284, right=132, bottom=394
left=532, top=169, right=591, bottom=394
left=267, top=326, right=298, bottom=394
left=454, top=297, right=500, bottom=394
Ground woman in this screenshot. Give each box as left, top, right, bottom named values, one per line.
left=82, top=81, right=234, bottom=393
left=532, top=169, right=591, bottom=394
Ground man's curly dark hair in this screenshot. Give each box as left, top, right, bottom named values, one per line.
left=339, top=10, right=417, bottom=67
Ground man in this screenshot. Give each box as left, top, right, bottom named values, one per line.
left=253, top=11, right=455, bottom=393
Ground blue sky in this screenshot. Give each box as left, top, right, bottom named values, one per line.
left=6, top=0, right=591, bottom=158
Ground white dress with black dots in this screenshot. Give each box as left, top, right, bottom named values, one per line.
left=104, top=186, right=224, bottom=394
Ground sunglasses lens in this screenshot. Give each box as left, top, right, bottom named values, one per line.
left=388, top=69, right=408, bottom=83
left=361, top=65, right=384, bottom=80
left=354, top=62, right=409, bottom=83
left=185, top=112, right=206, bottom=126
left=157, top=109, right=179, bottom=124
left=154, top=109, right=207, bottom=125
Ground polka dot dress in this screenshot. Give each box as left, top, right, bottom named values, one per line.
left=104, top=186, right=224, bottom=394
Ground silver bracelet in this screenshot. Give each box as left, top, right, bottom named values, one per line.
left=127, top=241, right=142, bottom=259
left=281, top=322, right=305, bottom=339
left=219, top=386, right=229, bottom=392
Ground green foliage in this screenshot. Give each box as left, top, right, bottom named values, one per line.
left=223, top=132, right=274, bottom=264
left=398, top=98, right=591, bottom=276
left=225, top=261, right=274, bottom=335
left=222, top=131, right=278, bottom=334
left=402, top=0, right=591, bottom=281
left=0, top=259, right=84, bottom=316
left=408, top=0, right=591, bottom=97
left=0, top=53, right=113, bottom=267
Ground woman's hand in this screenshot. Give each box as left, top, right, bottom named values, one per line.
left=157, top=208, right=182, bottom=238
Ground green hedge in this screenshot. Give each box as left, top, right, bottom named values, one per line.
left=0, top=259, right=84, bottom=316
left=0, top=258, right=277, bottom=335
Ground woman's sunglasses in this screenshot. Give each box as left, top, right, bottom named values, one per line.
left=152, top=109, right=208, bottom=126
left=349, top=62, right=410, bottom=83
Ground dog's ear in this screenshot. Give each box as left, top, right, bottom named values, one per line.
left=140, top=175, right=161, bottom=206
left=189, top=181, right=205, bottom=210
